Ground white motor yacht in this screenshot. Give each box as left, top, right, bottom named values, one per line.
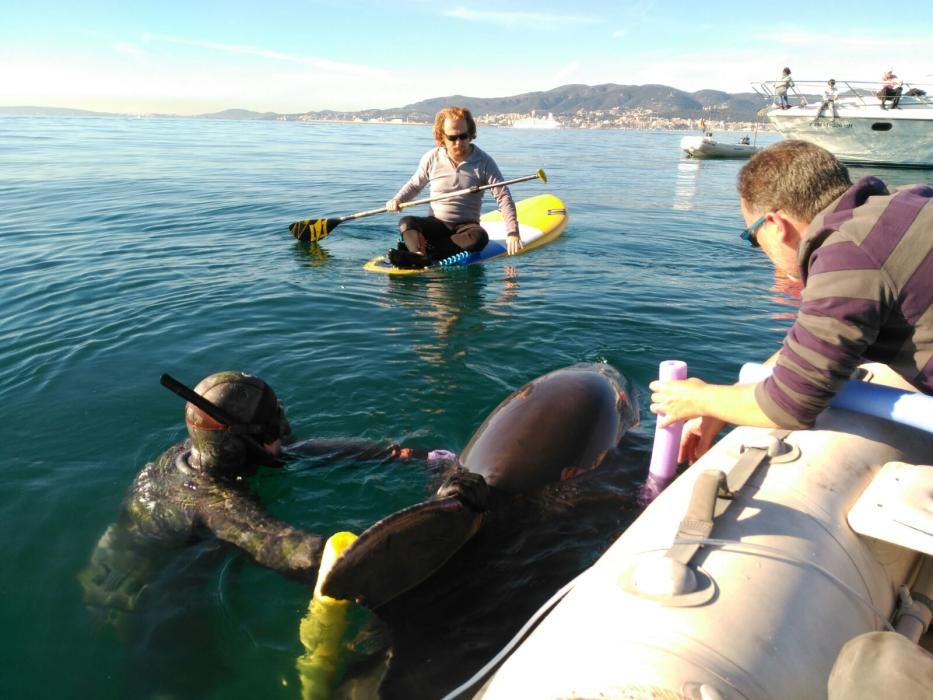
left=753, top=79, right=933, bottom=168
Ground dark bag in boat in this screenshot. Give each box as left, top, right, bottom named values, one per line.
left=906, top=88, right=927, bottom=97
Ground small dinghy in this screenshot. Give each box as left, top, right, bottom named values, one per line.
left=681, top=132, right=761, bottom=159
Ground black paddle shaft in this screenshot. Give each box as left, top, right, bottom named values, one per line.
left=289, top=169, right=546, bottom=242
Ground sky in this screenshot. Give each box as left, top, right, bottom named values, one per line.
left=3, top=0, right=932, bottom=116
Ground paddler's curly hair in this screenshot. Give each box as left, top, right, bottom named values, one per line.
left=434, top=106, right=477, bottom=146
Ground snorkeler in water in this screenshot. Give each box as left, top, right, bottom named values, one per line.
left=78, top=370, right=450, bottom=632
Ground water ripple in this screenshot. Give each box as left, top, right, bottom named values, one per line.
left=2, top=117, right=851, bottom=699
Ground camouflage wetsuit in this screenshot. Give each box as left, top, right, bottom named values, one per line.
left=79, top=438, right=419, bottom=628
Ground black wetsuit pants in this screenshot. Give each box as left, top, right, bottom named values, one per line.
left=399, top=216, right=489, bottom=261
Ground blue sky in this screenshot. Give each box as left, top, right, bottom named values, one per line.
left=3, top=0, right=931, bottom=115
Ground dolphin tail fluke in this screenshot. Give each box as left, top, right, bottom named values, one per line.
left=321, top=497, right=484, bottom=610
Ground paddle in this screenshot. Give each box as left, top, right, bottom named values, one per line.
left=289, top=168, right=548, bottom=243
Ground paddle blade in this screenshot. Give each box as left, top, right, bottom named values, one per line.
left=536, top=168, right=547, bottom=184
left=320, top=496, right=484, bottom=610
left=289, top=217, right=341, bottom=242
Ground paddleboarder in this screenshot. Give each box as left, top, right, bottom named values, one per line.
left=384, top=106, right=521, bottom=269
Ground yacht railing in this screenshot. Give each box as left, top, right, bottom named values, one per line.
left=752, top=80, right=932, bottom=109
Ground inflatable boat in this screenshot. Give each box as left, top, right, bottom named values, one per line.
left=680, top=134, right=761, bottom=159
left=471, top=363, right=933, bottom=699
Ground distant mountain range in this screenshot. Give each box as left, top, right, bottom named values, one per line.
left=2, top=82, right=771, bottom=122
left=392, top=83, right=767, bottom=122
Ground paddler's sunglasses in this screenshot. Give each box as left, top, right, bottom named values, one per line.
left=445, top=132, right=471, bottom=142
left=740, top=215, right=766, bottom=248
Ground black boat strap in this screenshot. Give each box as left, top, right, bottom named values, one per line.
left=667, top=430, right=792, bottom=567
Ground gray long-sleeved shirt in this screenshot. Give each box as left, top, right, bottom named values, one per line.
left=393, top=145, right=519, bottom=234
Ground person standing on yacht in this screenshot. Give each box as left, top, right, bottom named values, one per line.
left=773, top=67, right=794, bottom=109
left=648, top=140, right=933, bottom=462
left=814, top=79, right=839, bottom=121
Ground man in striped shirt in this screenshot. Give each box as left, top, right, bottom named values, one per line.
left=650, top=140, right=933, bottom=463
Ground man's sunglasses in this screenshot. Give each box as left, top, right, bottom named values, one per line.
left=740, top=216, right=766, bottom=248
left=445, top=132, right=470, bottom=142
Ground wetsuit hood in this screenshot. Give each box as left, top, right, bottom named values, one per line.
left=183, top=371, right=289, bottom=474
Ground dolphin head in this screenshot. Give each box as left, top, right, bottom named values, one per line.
left=459, top=364, right=637, bottom=494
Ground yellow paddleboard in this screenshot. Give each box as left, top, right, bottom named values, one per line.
left=363, top=193, right=568, bottom=274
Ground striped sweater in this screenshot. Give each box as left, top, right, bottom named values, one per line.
left=756, top=176, right=933, bottom=429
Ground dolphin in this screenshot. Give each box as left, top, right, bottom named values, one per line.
left=321, top=362, right=640, bottom=609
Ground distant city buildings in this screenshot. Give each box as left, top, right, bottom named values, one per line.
left=294, top=109, right=769, bottom=132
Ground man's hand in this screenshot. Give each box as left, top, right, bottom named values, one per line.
left=386, top=199, right=400, bottom=213
left=506, top=233, right=523, bottom=256
left=678, top=416, right=727, bottom=464
left=650, top=377, right=781, bottom=439
left=649, top=377, right=710, bottom=428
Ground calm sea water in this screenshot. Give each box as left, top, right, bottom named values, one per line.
left=1, top=116, right=927, bottom=699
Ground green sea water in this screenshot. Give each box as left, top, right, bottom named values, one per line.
left=1, top=116, right=927, bottom=698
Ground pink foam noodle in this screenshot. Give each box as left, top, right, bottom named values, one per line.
left=643, top=360, right=688, bottom=501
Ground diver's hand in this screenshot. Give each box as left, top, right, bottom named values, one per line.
left=506, top=233, right=523, bottom=255
left=386, top=199, right=400, bottom=213
left=436, top=469, right=488, bottom=512
left=392, top=446, right=456, bottom=462
left=78, top=562, right=145, bottom=617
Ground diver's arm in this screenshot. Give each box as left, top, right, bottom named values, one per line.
left=78, top=523, right=162, bottom=626
left=285, top=438, right=455, bottom=463
left=200, top=488, right=323, bottom=583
